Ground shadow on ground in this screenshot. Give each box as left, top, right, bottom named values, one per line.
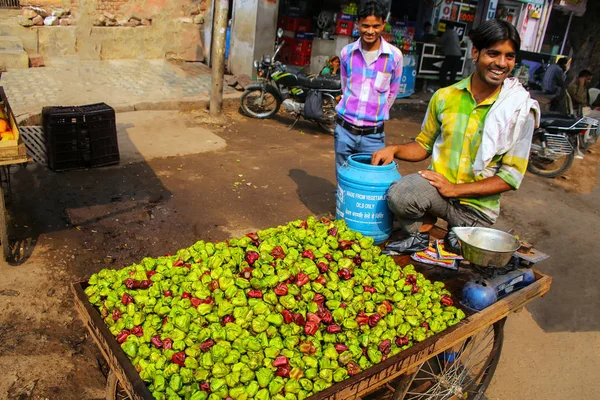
left=288, top=168, right=336, bottom=217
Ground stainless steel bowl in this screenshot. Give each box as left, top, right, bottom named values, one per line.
left=452, top=227, right=520, bottom=268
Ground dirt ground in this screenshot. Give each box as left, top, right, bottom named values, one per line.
left=0, top=103, right=598, bottom=399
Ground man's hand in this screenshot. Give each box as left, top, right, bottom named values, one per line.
left=419, top=170, right=458, bottom=198
left=371, top=146, right=397, bottom=166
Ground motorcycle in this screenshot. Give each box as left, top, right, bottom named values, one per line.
left=528, top=113, right=599, bottom=177
left=240, top=29, right=341, bottom=134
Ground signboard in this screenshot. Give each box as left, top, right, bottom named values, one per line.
left=418, top=43, right=468, bottom=76
left=487, top=0, right=499, bottom=20
left=554, top=0, right=587, bottom=16
left=438, top=19, right=468, bottom=42
left=440, top=0, right=452, bottom=19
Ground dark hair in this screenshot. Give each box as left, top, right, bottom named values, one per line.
left=579, top=69, right=592, bottom=78
left=557, top=58, right=568, bottom=67
left=358, top=0, right=386, bottom=21
left=472, top=19, right=521, bottom=53
left=424, top=22, right=432, bottom=28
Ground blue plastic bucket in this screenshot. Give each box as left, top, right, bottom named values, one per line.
left=336, top=153, right=402, bottom=244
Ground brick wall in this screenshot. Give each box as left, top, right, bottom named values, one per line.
left=96, top=0, right=130, bottom=15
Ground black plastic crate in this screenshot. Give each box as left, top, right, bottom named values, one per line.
left=89, top=127, right=120, bottom=167
left=42, top=106, right=86, bottom=171
left=42, top=103, right=119, bottom=171
left=83, top=103, right=119, bottom=167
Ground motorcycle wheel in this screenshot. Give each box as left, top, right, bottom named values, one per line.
left=240, top=86, right=281, bottom=119
left=527, top=131, right=575, bottom=178
left=317, top=93, right=338, bottom=135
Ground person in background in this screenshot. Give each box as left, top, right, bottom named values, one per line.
left=334, top=0, right=403, bottom=171
left=462, top=29, right=475, bottom=78
left=568, top=69, right=593, bottom=115
left=321, top=56, right=341, bottom=76
left=542, top=58, right=568, bottom=113
left=419, top=21, right=436, bottom=43
left=371, top=19, right=539, bottom=253
left=439, top=22, right=462, bottom=87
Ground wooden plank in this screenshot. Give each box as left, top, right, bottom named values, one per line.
left=0, top=144, right=29, bottom=166
left=309, top=270, right=552, bottom=400
left=71, top=282, right=154, bottom=400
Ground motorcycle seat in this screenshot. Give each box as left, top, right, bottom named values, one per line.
left=540, top=113, right=579, bottom=128
left=297, top=74, right=341, bottom=90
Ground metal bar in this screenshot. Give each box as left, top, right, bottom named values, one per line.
left=0, top=0, right=20, bottom=9
left=560, top=11, right=573, bottom=55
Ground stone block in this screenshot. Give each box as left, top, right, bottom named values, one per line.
left=0, top=49, right=29, bottom=69
left=126, top=19, right=141, bottom=27
left=44, top=16, right=59, bottom=26
left=30, top=7, right=49, bottom=18
left=0, top=24, right=38, bottom=52
left=194, top=15, right=204, bottom=25
left=38, top=26, right=77, bottom=58
left=22, top=9, right=38, bottom=19
left=17, top=16, right=34, bottom=28
left=0, top=36, right=24, bottom=51
left=142, top=18, right=152, bottom=26
left=33, top=16, right=44, bottom=26
left=59, top=19, right=69, bottom=26
left=52, top=9, right=67, bottom=18
left=28, top=52, right=44, bottom=67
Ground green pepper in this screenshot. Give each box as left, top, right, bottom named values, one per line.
left=121, top=340, right=138, bottom=357
left=257, top=367, right=274, bottom=388
left=224, top=349, right=241, bottom=364
left=169, top=374, right=182, bottom=392
left=255, top=389, right=270, bottom=400
left=280, top=294, right=297, bottom=310
left=240, top=365, right=255, bottom=383
left=269, top=376, right=285, bottom=395
left=252, top=316, right=269, bottom=333
left=266, top=313, right=284, bottom=326
left=210, top=377, right=227, bottom=392
left=153, top=374, right=166, bottom=392
left=246, top=380, right=260, bottom=397
left=313, top=378, right=330, bottom=392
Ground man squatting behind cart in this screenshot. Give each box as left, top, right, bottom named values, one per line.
left=372, top=19, right=540, bottom=252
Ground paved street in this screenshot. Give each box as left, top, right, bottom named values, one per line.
left=1, top=58, right=235, bottom=117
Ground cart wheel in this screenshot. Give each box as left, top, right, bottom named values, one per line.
left=391, top=318, right=505, bottom=400
left=106, top=370, right=131, bottom=400
left=0, top=185, right=10, bottom=261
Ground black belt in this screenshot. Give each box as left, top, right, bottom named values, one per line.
left=336, top=116, right=384, bottom=135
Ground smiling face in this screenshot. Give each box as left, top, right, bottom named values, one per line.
left=472, top=40, right=516, bottom=88
left=358, top=15, right=385, bottom=48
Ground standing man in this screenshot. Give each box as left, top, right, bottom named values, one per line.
left=334, top=0, right=403, bottom=171
left=419, top=22, right=436, bottom=43
left=439, top=22, right=462, bottom=87
left=372, top=19, right=539, bottom=252
left=542, top=58, right=568, bottom=113
left=568, top=69, right=593, bottom=115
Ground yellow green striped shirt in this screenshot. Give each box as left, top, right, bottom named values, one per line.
left=415, top=77, right=532, bottom=222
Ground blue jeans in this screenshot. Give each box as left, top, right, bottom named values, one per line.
left=334, top=123, right=385, bottom=172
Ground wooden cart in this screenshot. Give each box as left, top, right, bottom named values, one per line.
left=72, top=258, right=552, bottom=400
left=0, top=87, right=30, bottom=261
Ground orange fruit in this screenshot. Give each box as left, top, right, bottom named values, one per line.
left=1, top=131, right=14, bottom=141
left=0, top=118, right=9, bottom=133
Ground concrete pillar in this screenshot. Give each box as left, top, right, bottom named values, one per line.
left=229, top=0, right=279, bottom=77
